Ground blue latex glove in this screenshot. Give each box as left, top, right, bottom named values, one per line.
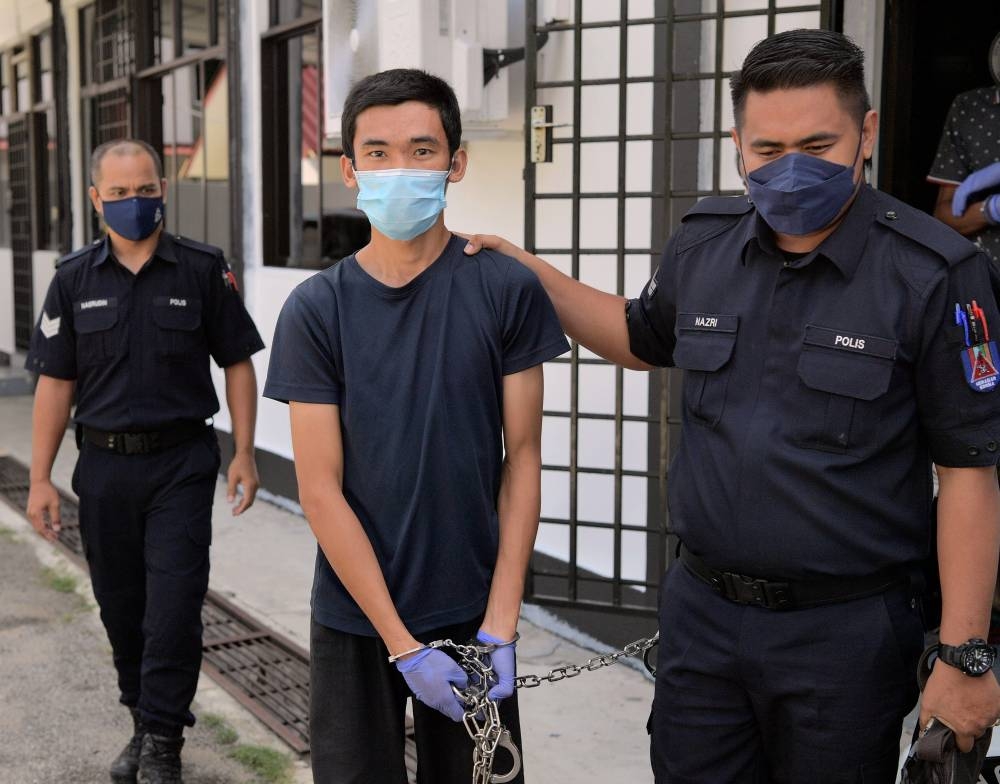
left=985, top=194, right=1000, bottom=225
left=395, top=647, right=469, bottom=722
left=477, top=629, right=517, bottom=701
left=952, top=162, right=1000, bottom=217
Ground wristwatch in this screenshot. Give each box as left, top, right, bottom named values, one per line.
left=936, top=638, right=996, bottom=677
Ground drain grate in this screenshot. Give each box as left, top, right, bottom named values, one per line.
left=0, top=454, right=421, bottom=777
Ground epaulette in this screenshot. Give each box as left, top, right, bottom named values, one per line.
left=681, top=195, right=754, bottom=221
left=55, top=238, right=102, bottom=268
left=873, top=194, right=978, bottom=267
left=172, top=234, right=225, bottom=258
left=675, top=195, right=753, bottom=252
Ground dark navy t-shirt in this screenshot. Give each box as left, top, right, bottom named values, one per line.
left=264, top=235, right=569, bottom=635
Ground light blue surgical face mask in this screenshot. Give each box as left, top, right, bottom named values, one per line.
left=353, top=166, right=451, bottom=241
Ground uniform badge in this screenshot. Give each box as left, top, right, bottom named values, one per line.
left=646, top=267, right=659, bottom=298
left=956, top=301, right=999, bottom=392
left=40, top=312, right=60, bottom=339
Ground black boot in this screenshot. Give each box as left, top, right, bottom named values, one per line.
left=136, top=734, right=184, bottom=784
left=110, top=708, right=144, bottom=784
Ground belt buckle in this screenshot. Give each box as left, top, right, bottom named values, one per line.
left=721, top=572, right=792, bottom=610
left=121, top=433, right=148, bottom=455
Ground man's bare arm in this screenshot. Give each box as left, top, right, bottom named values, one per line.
left=26, top=375, right=75, bottom=540
left=933, top=184, right=990, bottom=237
left=480, top=365, right=544, bottom=640
left=223, top=359, right=259, bottom=515
left=919, top=464, right=1000, bottom=750
left=289, top=401, right=420, bottom=658
left=463, top=235, right=652, bottom=371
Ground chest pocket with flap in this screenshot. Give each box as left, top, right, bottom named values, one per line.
left=152, top=296, right=203, bottom=358
left=795, top=324, right=897, bottom=453
left=673, top=313, right=739, bottom=427
left=73, top=297, right=119, bottom=365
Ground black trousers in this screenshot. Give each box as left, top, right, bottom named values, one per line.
left=649, top=563, right=923, bottom=784
left=310, top=616, right=525, bottom=784
left=72, top=432, right=220, bottom=735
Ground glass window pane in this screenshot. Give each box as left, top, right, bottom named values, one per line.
left=37, top=31, right=53, bottom=104
left=274, top=0, right=321, bottom=24
left=80, top=5, right=95, bottom=87
left=183, top=0, right=211, bottom=53
left=0, top=118, right=10, bottom=247
left=45, top=108, right=58, bottom=249
left=15, top=57, right=30, bottom=112
left=160, top=0, right=176, bottom=61
left=216, top=0, right=227, bottom=45
left=0, top=52, right=9, bottom=114
left=203, top=59, right=230, bottom=255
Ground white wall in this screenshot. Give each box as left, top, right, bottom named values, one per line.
left=0, top=249, right=13, bottom=356
left=31, top=251, right=59, bottom=325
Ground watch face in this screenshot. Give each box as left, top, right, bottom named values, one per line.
left=962, top=644, right=996, bottom=676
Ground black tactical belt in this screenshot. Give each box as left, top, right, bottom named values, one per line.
left=80, top=420, right=211, bottom=455
left=679, top=546, right=908, bottom=611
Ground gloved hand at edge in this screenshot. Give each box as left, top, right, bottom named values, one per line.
left=952, top=161, right=1000, bottom=217
left=395, top=647, right=469, bottom=722
left=477, top=629, right=517, bottom=701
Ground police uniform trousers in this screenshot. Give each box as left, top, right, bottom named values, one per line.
left=649, top=563, right=924, bottom=784
left=309, top=615, right=525, bottom=784
left=71, top=431, right=220, bottom=734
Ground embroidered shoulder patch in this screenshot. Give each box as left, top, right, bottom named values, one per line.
left=40, top=312, right=60, bottom=339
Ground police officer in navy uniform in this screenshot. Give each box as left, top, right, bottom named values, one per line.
left=465, top=29, right=1000, bottom=783
left=25, top=139, right=264, bottom=784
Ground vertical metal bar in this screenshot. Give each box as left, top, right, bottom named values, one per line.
left=227, top=0, right=245, bottom=283
left=568, top=0, right=583, bottom=602
left=523, top=0, right=539, bottom=601
left=646, top=0, right=673, bottom=589
left=768, top=0, right=776, bottom=37
left=50, top=0, right=73, bottom=254
left=201, top=61, right=209, bottom=243
left=612, top=0, right=628, bottom=606
left=711, top=0, right=723, bottom=194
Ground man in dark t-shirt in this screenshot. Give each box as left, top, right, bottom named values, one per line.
left=263, top=69, right=568, bottom=784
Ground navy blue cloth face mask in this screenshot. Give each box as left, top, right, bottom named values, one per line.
left=100, top=195, right=164, bottom=241
left=743, top=133, right=863, bottom=236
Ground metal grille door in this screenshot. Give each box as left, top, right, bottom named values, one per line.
left=9, top=118, right=33, bottom=350
left=523, top=0, right=832, bottom=617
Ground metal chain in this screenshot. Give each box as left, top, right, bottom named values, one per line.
left=514, top=630, right=659, bottom=689
left=428, top=631, right=659, bottom=784
left=432, top=639, right=521, bottom=784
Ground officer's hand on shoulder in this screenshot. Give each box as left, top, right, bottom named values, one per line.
left=459, top=232, right=512, bottom=257
left=26, top=479, right=62, bottom=541
left=919, top=656, right=1000, bottom=752
left=226, top=452, right=259, bottom=516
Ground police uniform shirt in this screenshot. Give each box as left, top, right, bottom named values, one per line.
left=627, top=185, right=1000, bottom=579
left=26, top=232, right=265, bottom=431
left=928, top=86, right=1000, bottom=263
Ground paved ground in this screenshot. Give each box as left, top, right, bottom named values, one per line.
left=0, top=390, right=657, bottom=783
left=0, top=512, right=273, bottom=784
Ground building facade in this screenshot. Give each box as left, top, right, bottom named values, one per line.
left=1, top=0, right=997, bottom=634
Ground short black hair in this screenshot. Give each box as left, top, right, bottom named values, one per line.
left=341, top=68, right=462, bottom=161
left=90, top=139, right=164, bottom=184
left=730, top=29, right=871, bottom=127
